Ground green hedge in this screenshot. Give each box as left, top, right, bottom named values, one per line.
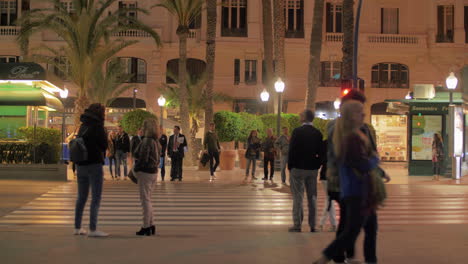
left=18, top=127, right=61, bottom=164
left=258, top=114, right=289, bottom=138
left=238, top=112, right=263, bottom=142
left=282, top=113, right=301, bottom=131
left=214, top=111, right=241, bottom=142
left=120, top=109, right=157, bottom=135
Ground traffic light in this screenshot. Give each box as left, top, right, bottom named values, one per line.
left=341, top=79, right=352, bottom=97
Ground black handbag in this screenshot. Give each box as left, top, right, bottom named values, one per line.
left=127, top=169, right=138, bottom=184
left=201, top=152, right=210, bottom=166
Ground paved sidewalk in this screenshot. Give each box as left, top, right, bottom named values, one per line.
left=1, top=224, right=467, bottom=264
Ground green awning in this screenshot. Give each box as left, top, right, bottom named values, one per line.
left=0, top=83, right=63, bottom=111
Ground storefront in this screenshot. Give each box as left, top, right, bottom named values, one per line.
left=386, top=92, right=464, bottom=176
left=371, top=103, right=408, bottom=162
left=0, top=63, right=65, bottom=139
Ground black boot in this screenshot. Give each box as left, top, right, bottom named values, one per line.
left=150, top=225, right=156, bottom=235
left=136, top=227, right=151, bottom=236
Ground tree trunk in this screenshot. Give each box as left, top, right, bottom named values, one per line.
left=204, top=0, right=217, bottom=126
left=74, top=94, right=89, bottom=128
left=177, top=31, right=193, bottom=165
left=273, top=0, right=285, bottom=114
left=262, top=0, right=274, bottom=114
left=305, top=0, right=325, bottom=110
left=342, top=0, right=354, bottom=80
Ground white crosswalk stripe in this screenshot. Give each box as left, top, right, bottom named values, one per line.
left=1, top=181, right=468, bottom=226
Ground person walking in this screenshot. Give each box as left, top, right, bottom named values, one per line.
left=74, top=103, right=109, bottom=237
left=132, top=118, right=160, bottom=236
left=318, top=140, right=337, bottom=232
left=262, top=128, right=276, bottom=181
left=106, top=131, right=117, bottom=179
left=159, top=126, right=168, bottom=181
left=168, top=126, right=187, bottom=181
left=245, top=130, right=261, bottom=181
left=275, top=126, right=290, bottom=184
left=432, top=133, right=444, bottom=181
left=326, top=90, right=385, bottom=264
left=287, top=109, right=324, bottom=233
left=130, top=128, right=143, bottom=158
left=313, top=100, right=380, bottom=264
left=203, top=123, right=221, bottom=180
left=115, top=125, right=130, bottom=180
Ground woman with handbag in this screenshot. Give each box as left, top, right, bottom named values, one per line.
left=245, top=130, right=261, bottom=181
left=432, top=133, right=444, bottom=181
left=132, top=118, right=160, bottom=236
left=313, top=100, right=380, bottom=264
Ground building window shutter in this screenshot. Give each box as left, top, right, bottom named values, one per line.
left=325, top=3, right=332, bottom=33
left=234, top=59, right=240, bottom=85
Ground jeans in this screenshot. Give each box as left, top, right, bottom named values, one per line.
left=74, top=163, right=103, bottom=231
left=170, top=155, right=183, bottom=180
left=325, top=196, right=378, bottom=263
left=245, top=158, right=257, bottom=176
left=136, top=171, right=156, bottom=228
left=108, top=156, right=116, bottom=177
left=160, top=156, right=165, bottom=180
left=433, top=161, right=442, bottom=175
left=290, top=168, right=318, bottom=228
left=280, top=154, right=288, bottom=183
left=115, top=150, right=128, bottom=177
left=209, top=151, right=220, bottom=176
left=319, top=180, right=337, bottom=227
left=263, top=157, right=275, bottom=179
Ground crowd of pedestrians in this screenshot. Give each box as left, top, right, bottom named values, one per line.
left=71, top=90, right=391, bottom=264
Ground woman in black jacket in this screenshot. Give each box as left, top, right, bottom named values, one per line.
left=74, top=103, right=109, bottom=237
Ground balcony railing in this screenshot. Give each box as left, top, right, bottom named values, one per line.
left=325, top=33, right=343, bottom=42
left=0, top=26, right=19, bottom=36
left=113, top=30, right=151, bottom=38
left=188, top=29, right=198, bottom=39
left=367, top=34, right=420, bottom=44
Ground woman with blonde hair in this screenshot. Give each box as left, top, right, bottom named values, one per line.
left=314, top=100, right=380, bottom=264
left=432, top=133, right=444, bottom=181
left=132, top=118, right=160, bottom=236
left=106, top=131, right=117, bottom=179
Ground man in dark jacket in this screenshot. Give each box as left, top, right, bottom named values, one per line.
left=115, top=125, right=130, bottom=180
left=287, top=109, right=324, bottom=233
left=203, top=123, right=221, bottom=179
left=159, top=126, right=168, bottom=181
left=167, top=126, right=187, bottom=181
left=130, top=128, right=143, bottom=157
left=74, top=103, right=109, bottom=237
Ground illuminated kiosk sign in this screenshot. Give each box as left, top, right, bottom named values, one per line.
left=0, top=63, right=46, bottom=81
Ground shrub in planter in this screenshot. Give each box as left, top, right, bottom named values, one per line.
left=214, top=111, right=241, bottom=170
left=312, top=118, right=330, bottom=140
left=18, top=127, right=61, bottom=164
left=282, top=113, right=301, bottom=132
left=259, top=114, right=289, bottom=138
left=120, top=109, right=157, bottom=135
left=238, top=112, right=263, bottom=144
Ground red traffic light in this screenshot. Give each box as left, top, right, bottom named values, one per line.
left=342, top=88, right=350, bottom=96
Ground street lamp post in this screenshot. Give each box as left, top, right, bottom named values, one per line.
left=133, top=88, right=138, bottom=109
left=274, top=78, right=285, bottom=136
left=157, top=95, right=166, bottom=127
left=59, top=88, right=68, bottom=163
left=446, top=72, right=460, bottom=179
left=260, top=88, right=270, bottom=114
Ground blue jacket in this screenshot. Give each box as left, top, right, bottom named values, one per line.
left=340, top=156, right=379, bottom=198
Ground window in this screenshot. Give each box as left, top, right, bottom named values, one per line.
left=320, top=61, right=342, bottom=87
left=166, top=58, right=206, bottom=84
left=325, top=3, right=342, bottom=33
left=60, top=1, right=75, bottom=14
left=371, top=63, right=409, bottom=88
left=48, top=57, right=71, bottom=80
left=119, top=1, right=137, bottom=24
left=381, top=8, right=399, bottom=34
left=189, top=13, right=202, bottom=29
left=234, top=59, right=240, bottom=85
left=244, top=60, right=257, bottom=85
left=119, top=57, right=146, bottom=83
left=285, top=0, right=304, bottom=38
left=221, top=0, right=247, bottom=37
left=0, top=55, right=18, bottom=63
left=0, top=0, right=17, bottom=26
left=437, top=5, right=454, bottom=43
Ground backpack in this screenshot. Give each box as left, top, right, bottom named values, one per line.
left=69, top=128, right=88, bottom=163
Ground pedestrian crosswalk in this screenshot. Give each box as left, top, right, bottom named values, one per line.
left=1, top=181, right=468, bottom=226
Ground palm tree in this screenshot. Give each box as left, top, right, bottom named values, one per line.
left=262, top=0, right=274, bottom=113
left=204, top=0, right=217, bottom=126
left=161, top=71, right=231, bottom=162
left=273, top=0, right=285, bottom=79
left=342, top=0, right=354, bottom=80
left=154, top=0, right=203, bottom=165
left=88, top=58, right=135, bottom=106
left=17, top=0, right=161, bottom=126
left=305, top=0, right=325, bottom=110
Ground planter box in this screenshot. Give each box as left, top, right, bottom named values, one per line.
left=0, top=164, right=68, bottom=181
left=220, top=150, right=236, bottom=170
left=238, top=149, right=247, bottom=169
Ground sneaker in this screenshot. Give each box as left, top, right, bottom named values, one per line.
left=88, top=230, right=109, bottom=237
left=73, top=228, right=87, bottom=235
left=252, top=176, right=258, bottom=180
